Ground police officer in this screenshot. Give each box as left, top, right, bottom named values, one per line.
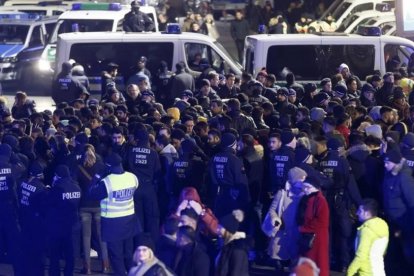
left=269, top=130, right=296, bottom=193
left=0, top=144, right=24, bottom=276
left=45, top=165, right=81, bottom=276
left=170, top=139, right=206, bottom=205
left=126, top=126, right=161, bottom=243
left=52, top=61, right=85, bottom=104
left=209, top=132, right=249, bottom=218
left=401, top=132, right=414, bottom=175
left=319, top=137, right=354, bottom=271
left=89, top=153, right=139, bottom=276
left=19, top=162, right=48, bottom=276
left=123, top=0, right=155, bottom=32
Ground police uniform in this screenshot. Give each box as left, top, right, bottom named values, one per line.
left=126, top=128, right=161, bottom=242
left=123, top=1, right=155, bottom=32
left=52, top=62, right=85, bottom=104
left=319, top=138, right=353, bottom=270
left=0, top=144, right=25, bottom=276
left=269, top=131, right=296, bottom=193
left=402, top=133, right=414, bottom=176
left=46, top=165, right=81, bottom=276
left=209, top=133, right=249, bottom=218
left=19, top=162, right=48, bottom=276
left=89, top=153, right=139, bottom=276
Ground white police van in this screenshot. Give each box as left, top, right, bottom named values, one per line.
left=0, top=2, right=69, bottom=16
left=320, top=0, right=394, bottom=29
left=244, top=26, right=414, bottom=82
left=38, top=2, right=159, bottom=74
left=0, top=13, right=58, bottom=88
left=55, top=26, right=242, bottom=93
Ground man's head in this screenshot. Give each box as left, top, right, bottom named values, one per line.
left=268, top=132, right=281, bottom=151
left=356, top=198, right=378, bottom=223
left=112, top=126, right=125, bottom=146
left=127, top=84, right=140, bottom=100
left=131, top=0, right=140, bottom=13
left=207, top=129, right=221, bottom=146
left=176, top=225, right=196, bottom=248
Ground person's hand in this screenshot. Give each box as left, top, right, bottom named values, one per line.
left=176, top=200, right=189, bottom=216
left=189, top=200, right=203, bottom=215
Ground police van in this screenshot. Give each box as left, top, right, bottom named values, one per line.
left=320, top=0, right=394, bottom=29
left=38, top=2, right=159, bottom=74
left=244, top=26, right=414, bottom=82
left=0, top=2, right=70, bottom=16
left=55, top=27, right=242, bottom=93
left=0, top=13, right=58, bottom=88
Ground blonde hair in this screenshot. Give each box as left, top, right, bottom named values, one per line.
left=83, top=144, right=96, bottom=168
left=133, top=246, right=155, bottom=265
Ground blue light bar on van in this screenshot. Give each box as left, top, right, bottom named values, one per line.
left=72, top=3, right=122, bottom=11
left=166, top=23, right=181, bottom=34
left=0, top=13, right=40, bottom=20
left=356, top=25, right=381, bottom=36
left=38, top=1, right=63, bottom=6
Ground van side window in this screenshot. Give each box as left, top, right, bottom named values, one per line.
left=185, top=42, right=225, bottom=73
left=353, top=3, right=374, bottom=13
left=384, top=44, right=414, bottom=72
left=245, top=47, right=254, bottom=74
left=267, top=44, right=375, bottom=80
left=70, top=42, right=174, bottom=80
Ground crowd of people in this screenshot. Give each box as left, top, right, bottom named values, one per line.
left=2, top=51, right=414, bottom=276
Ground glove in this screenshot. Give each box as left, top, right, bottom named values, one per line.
left=189, top=200, right=203, bottom=215
left=176, top=200, right=189, bottom=216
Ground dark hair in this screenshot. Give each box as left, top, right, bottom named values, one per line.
left=241, top=134, right=254, bottom=147
left=360, top=198, right=378, bottom=217
left=163, top=216, right=179, bottom=235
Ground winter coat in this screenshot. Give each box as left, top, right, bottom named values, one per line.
left=215, top=232, right=249, bottom=276
left=11, top=100, right=36, bottom=119
left=174, top=242, right=210, bottom=276
left=267, top=183, right=303, bottom=260
left=170, top=71, right=196, bottom=100
left=128, top=257, right=174, bottom=276
left=382, top=160, right=414, bottom=233
left=347, top=217, right=389, bottom=276
left=230, top=18, right=250, bottom=41
left=298, top=191, right=330, bottom=276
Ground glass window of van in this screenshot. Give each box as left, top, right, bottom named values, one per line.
left=0, top=25, right=29, bottom=44
left=69, top=42, right=174, bottom=82
left=266, top=44, right=375, bottom=80
left=384, top=44, right=414, bottom=72
left=185, top=42, right=225, bottom=73
left=29, top=25, right=43, bottom=47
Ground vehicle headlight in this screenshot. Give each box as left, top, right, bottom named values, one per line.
left=38, top=59, right=51, bottom=71
left=0, top=56, right=18, bottom=63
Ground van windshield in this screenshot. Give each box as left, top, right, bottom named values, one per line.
left=337, top=14, right=359, bottom=32
left=266, top=44, right=375, bottom=81
left=332, top=2, right=351, bottom=21
left=50, top=19, right=113, bottom=43
left=0, top=25, right=29, bottom=44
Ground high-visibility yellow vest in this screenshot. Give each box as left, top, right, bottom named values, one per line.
left=100, top=172, right=139, bottom=218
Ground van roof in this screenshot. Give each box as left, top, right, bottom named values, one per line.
left=246, top=33, right=410, bottom=45
left=58, top=31, right=217, bottom=42
left=58, top=5, right=155, bottom=20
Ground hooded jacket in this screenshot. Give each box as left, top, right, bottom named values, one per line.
left=347, top=217, right=389, bottom=276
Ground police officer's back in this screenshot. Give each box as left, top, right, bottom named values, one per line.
left=123, top=1, right=155, bottom=32
left=45, top=165, right=81, bottom=276
left=209, top=133, right=249, bottom=217
left=0, top=144, right=25, bottom=276
left=52, top=61, right=85, bottom=104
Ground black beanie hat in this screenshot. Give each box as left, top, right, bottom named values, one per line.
left=221, top=133, right=237, bottom=148
left=327, top=137, right=343, bottom=150
left=0, top=144, right=12, bottom=159
left=29, top=162, right=44, bottom=177
left=295, top=146, right=311, bottom=164
left=281, top=130, right=294, bottom=145
left=384, top=145, right=402, bottom=164
left=135, top=233, right=155, bottom=252
left=219, top=210, right=244, bottom=234
left=56, top=165, right=70, bottom=178
left=105, top=153, right=123, bottom=167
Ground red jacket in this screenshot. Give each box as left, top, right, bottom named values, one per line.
left=299, top=191, right=330, bottom=276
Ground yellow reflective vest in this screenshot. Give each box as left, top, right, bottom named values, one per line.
left=100, top=172, right=139, bottom=218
